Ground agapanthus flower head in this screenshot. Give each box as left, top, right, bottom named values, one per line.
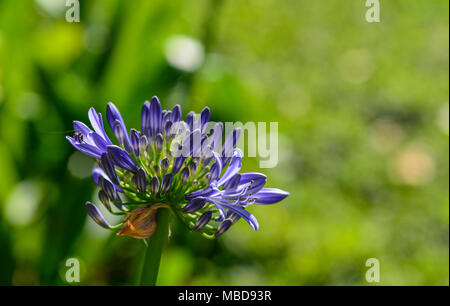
left=67, top=96, right=289, bottom=239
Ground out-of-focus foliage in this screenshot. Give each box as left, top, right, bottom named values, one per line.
left=0, top=0, right=448, bottom=285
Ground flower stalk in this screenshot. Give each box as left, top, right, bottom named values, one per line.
left=138, top=208, right=170, bottom=286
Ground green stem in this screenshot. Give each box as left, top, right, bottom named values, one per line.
left=138, top=208, right=170, bottom=286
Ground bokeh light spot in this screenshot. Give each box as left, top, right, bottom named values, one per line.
left=164, top=35, right=205, bottom=72
left=338, top=49, right=375, bottom=84
left=389, top=146, right=435, bottom=186
left=4, top=181, right=42, bottom=226
left=14, top=92, right=44, bottom=121
left=68, top=151, right=96, bottom=179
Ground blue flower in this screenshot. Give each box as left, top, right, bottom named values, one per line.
left=66, top=108, right=112, bottom=158
left=185, top=148, right=289, bottom=236
left=66, top=97, right=289, bottom=239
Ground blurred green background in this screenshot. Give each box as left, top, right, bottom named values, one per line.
left=0, top=0, right=448, bottom=285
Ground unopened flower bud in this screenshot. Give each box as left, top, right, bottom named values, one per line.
left=182, top=197, right=206, bottom=213
left=86, top=202, right=112, bottom=229
left=149, top=175, right=160, bottom=195
left=215, top=219, right=233, bottom=237
left=161, top=158, right=170, bottom=171
left=180, top=167, right=190, bottom=184
left=155, top=133, right=164, bottom=153
left=160, top=173, right=173, bottom=194
left=193, top=211, right=212, bottom=231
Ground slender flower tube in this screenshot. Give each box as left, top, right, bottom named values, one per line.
left=193, top=211, right=212, bottom=232
left=86, top=202, right=112, bottom=229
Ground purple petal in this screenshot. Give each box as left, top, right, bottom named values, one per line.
left=107, top=145, right=138, bottom=172
left=211, top=122, right=223, bottom=151
left=149, top=175, right=160, bottom=195
left=220, top=203, right=259, bottom=230
left=107, top=102, right=133, bottom=153
left=185, top=186, right=220, bottom=200
left=130, top=129, right=140, bottom=156
left=238, top=172, right=267, bottom=195
left=172, top=156, right=186, bottom=174
left=209, top=163, right=220, bottom=183
left=162, top=110, right=172, bottom=127
left=160, top=173, right=173, bottom=194
left=211, top=151, right=223, bottom=177
left=141, top=101, right=151, bottom=139
left=86, top=202, right=111, bottom=229
left=66, top=136, right=102, bottom=158
left=193, top=211, right=212, bottom=231
left=134, top=167, right=147, bottom=193
left=182, top=129, right=202, bottom=157
left=92, top=168, right=107, bottom=185
left=180, top=166, right=190, bottom=184
left=92, top=167, right=123, bottom=194
left=182, top=197, right=206, bottom=213
left=217, top=149, right=243, bottom=186
left=155, top=133, right=164, bottom=153
left=221, top=172, right=267, bottom=198
left=215, top=219, right=232, bottom=237
left=112, top=120, right=133, bottom=154
left=99, top=176, right=117, bottom=200
left=163, top=121, right=173, bottom=138
left=150, top=96, right=162, bottom=137
left=200, top=106, right=210, bottom=132
left=106, top=102, right=125, bottom=130
left=99, top=154, right=120, bottom=185
left=171, top=104, right=181, bottom=122
left=222, top=128, right=241, bottom=163
left=185, top=111, right=195, bottom=132
left=73, top=121, right=92, bottom=137
left=214, top=203, right=227, bottom=222
left=88, top=108, right=111, bottom=144
left=223, top=173, right=241, bottom=190
left=90, top=132, right=108, bottom=152
left=252, top=188, right=289, bottom=205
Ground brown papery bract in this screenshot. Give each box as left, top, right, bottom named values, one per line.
left=116, top=206, right=160, bottom=239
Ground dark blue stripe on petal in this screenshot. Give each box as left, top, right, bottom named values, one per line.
left=171, top=104, right=181, bottom=122
left=141, top=101, right=151, bottom=139
left=99, top=154, right=120, bottom=185
left=185, top=186, right=219, bottom=200
left=220, top=203, right=259, bottom=230
left=252, top=188, right=289, bottom=205
left=73, top=121, right=92, bottom=137
left=160, top=173, right=173, bottom=194
left=200, top=106, right=210, bottom=132
left=88, top=108, right=111, bottom=144
left=182, top=197, right=206, bottom=213
left=185, top=111, right=195, bottom=132
left=215, top=219, right=232, bottom=237
left=222, top=128, right=241, bottom=163
left=67, top=136, right=102, bottom=158
left=130, top=129, right=141, bottom=156
left=107, top=145, right=138, bottom=172
left=217, top=149, right=243, bottom=186
left=86, top=202, right=111, bottom=229
left=193, top=211, right=212, bottom=231
left=150, top=96, right=162, bottom=137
